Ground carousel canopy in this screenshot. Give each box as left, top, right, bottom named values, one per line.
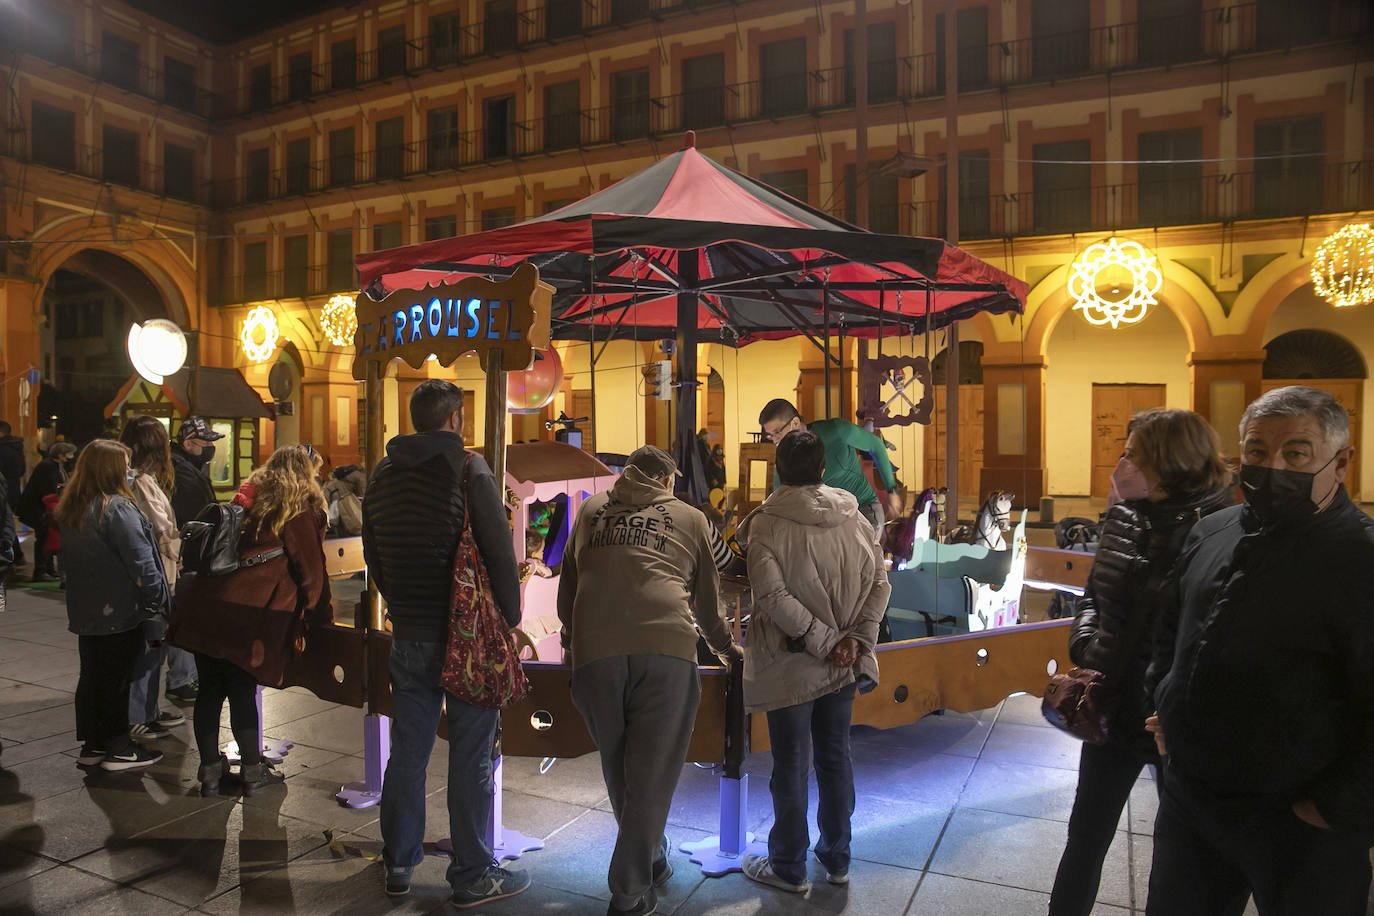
left=355, top=135, right=1027, bottom=345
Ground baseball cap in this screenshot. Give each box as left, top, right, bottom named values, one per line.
left=626, top=445, right=678, bottom=479
left=177, top=416, right=224, bottom=443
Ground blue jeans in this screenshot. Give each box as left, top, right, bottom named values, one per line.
left=165, top=645, right=196, bottom=690
left=764, top=682, right=857, bottom=884
left=128, top=640, right=164, bottom=725
left=380, top=639, right=499, bottom=890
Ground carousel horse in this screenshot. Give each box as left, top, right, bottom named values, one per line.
left=947, top=490, right=1015, bottom=550
left=881, top=486, right=947, bottom=561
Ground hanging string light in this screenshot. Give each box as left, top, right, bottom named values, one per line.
left=1068, top=236, right=1161, bottom=329
left=320, top=293, right=359, bottom=346
left=241, top=305, right=280, bottom=362
left=1312, top=223, right=1374, bottom=308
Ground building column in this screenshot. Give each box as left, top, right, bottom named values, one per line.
left=979, top=354, right=1047, bottom=506
left=0, top=279, right=42, bottom=431
left=1188, top=348, right=1266, bottom=454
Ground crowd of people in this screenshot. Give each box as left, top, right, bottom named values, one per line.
left=0, top=382, right=1370, bottom=915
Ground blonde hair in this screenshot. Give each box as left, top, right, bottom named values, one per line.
left=55, top=441, right=133, bottom=531
left=243, top=444, right=325, bottom=540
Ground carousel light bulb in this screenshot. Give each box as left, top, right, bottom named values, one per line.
left=1312, top=223, right=1374, bottom=308
left=320, top=293, right=359, bottom=346
left=1067, top=237, right=1161, bottom=329
left=240, top=305, right=280, bottom=363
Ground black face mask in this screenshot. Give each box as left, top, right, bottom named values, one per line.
left=198, top=444, right=216, bottom=466
left=1239, top=451, right=1339, bottom=528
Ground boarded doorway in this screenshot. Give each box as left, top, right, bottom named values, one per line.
left=924, top=385, right=983, bottom=501
left=1091, top=383, right=1167, bottom=498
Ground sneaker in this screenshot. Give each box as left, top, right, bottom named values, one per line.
left=239, top=761, right=286, bottom=796
left=741, top=854, right=811, bottom=894
left=101, top=745, right=162, bottom=771
left=826, top=870, right=849, bottom=885
left=76, top=745, right=107, bottom=766
left=607, top=888, right=657, bottom=916
left=155, top=709, right=185, bottom=727
left=129, top=721, right=172, bottom=740
left=652, top=857, right=673, bottom=886
left=451, top=865, right=531, bottom=909
left=384, top=867, right=411, bottom=897
left=166, top=682, right=198, bottom=703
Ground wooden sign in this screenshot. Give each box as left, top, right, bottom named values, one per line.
left=858, top=354, right=933, bottom=427
left=351, top=262, right=553, bottom=380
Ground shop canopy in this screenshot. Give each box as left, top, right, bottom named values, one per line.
left=355, top=135, right=1027, bottom=346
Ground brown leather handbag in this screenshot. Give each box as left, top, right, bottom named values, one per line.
left=1041, top=667, right=1112, bottom=744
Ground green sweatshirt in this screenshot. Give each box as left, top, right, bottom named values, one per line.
left=774, top=418, right=898, bottom=507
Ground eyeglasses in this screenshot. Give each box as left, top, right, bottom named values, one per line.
left=300, top=443, right=317, bottom=461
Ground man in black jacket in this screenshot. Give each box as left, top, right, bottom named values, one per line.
left=170, top=417, right=220, bottom=528
left=361, top=379, right=528, bottom=908
left=0, top=420, right=24, bottom=564
left=1146, top=386, right=1374, bottom=916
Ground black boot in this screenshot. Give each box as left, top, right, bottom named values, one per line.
left=239, top=760, right=285, bottom=795
left=197, top=754, right=228, bottom=796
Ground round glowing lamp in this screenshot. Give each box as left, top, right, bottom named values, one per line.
left=320, top=293, right=359, bottom=346
left=241, top=306, right=280, bottom=363
left=126, top=319, right=188, bottom=384
left=1068, top=237, right=1162, bottom=329
left=1312, top=223, right=1374, bottom=308
left=507, top=347, right=563, bottom=414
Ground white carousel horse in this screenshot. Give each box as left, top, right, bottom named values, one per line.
left=948, top=490, right=1015, bottom=551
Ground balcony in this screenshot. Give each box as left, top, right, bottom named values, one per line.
left=0, top=132, right=210, bottom=204
left=25, top=37, right=218, bottom=119
left=212, top=266, right=348, bottom=308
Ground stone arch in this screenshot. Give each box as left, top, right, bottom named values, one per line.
left=1232, top=257, right=1319, bottom=346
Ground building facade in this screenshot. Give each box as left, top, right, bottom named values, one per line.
left=0, top=0, right=1369, bottom=505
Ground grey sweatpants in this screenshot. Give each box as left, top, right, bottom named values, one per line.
left=571, top=654, right=701, bottom=910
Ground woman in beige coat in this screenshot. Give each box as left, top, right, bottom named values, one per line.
left=736, top=429, right=891, bottom=895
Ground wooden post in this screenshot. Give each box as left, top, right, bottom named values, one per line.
left=485, top=350, right=508, bottom=486
left=944, top=0, right=961, bottom=523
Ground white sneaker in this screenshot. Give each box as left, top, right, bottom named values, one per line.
left=741, top=854, right=811, bottom=894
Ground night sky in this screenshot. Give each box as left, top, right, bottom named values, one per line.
left=126, top=0, right=355, bottom=43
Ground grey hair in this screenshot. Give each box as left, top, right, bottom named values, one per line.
left=1239, top=385, right=1349, bottom=448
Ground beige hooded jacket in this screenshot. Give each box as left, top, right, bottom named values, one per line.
left=737, top=483, right=890, bottom=714
left=557, top=464, right=733, bottom=669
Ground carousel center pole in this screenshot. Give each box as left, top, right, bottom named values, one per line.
left=943, top=0, right=961, bottom=525
left=485, top=350, right=508, bottom=481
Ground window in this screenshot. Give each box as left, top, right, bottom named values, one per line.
left=935, top=7, right=990, bottom=92
left=1256, top=0, right=1335, bottom=49
left=283, top=235, right=309, bottom=297
left=286, top=138, right=312, bottom=195
left=1032, top=140, right=1092, bottom=233
left=372, top=222, right=403, bottom=251
left=163, top=142, right=194, bottom=201
left=760, top=169, right=808, bottom=204
left=377, top=25, right=406, bottom=79
left=288, top=51, right=313, bottom=101
left=546, top=0, right=581, bottom=39
left=544, top=81, right=580, bottom=150
left=427, top=107, right=459, bottom=169
left=760, top=39, right=807, bottom=118
left=482, top=207, right=516, bottom=230
left=425, top=214, right=457, bottom=240
left=164, top=57, right=196, bottom=111
left=844, top=165, right=899, bottom=233
left=542, top=197, right=575, bottom=213
left=246, top=147, right=270, bottom=201
left=32, top=6, right=73, bottom=67
left=681, top=54, right=725, bottom=128
left=375, top=117, right=405, bottom=180
left=329, top=128, right=355, bottom=186
left=103, top=125, right=140, bottom=187
left=249, top=63, right=272, bottom=109
left=1254, top=116, right=1323, bottom=216
left=485, top=96, right=514, bottom=158
left=1138, top=0, right=1204, bottom=67
left=1138, top=129, right=1203, bottom=225
left=101, top=31, right=140, bottom=92
left=939, top=151, right=992, bottom=238
left=612, top=0, right=649, bottom=24
left=611, top=68, right=650, bottom=141
left=326, top=230, right=353, bottom=290
left=243, top=241, right=268, bottom=301
left=1031, top=0, right=1090, bottom=80
left=30, top=101, right=75, bottom=171
left=484, top=0, right=517, bottom=54
left=430, top=13, right=461, bottom=66
left=844, top=22, right=898, bottom=103
left=331, top=38, right=357, bottom=89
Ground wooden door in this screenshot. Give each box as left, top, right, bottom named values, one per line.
left=1262, top=379, right=1362, bottom=501
left=570, top=389, right=596, bottom=453
left=923, top=384, right=983, bottom=501
left=1091, top=384, right=1167, bottom=497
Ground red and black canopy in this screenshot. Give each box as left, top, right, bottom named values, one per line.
left=355, top=137, right=1027, bottom=344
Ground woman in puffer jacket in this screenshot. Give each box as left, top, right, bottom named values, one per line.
left=736, top=430, right=890, bottom=895
left=1048, top=408, right=1233, bottom=916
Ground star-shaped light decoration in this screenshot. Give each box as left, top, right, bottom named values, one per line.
left=1068, top=237, right=1162, bottom=329
left=241, top=305, right=280, bottom=362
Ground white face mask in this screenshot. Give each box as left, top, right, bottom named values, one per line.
left=1110, top=457, right=1151, bottom=502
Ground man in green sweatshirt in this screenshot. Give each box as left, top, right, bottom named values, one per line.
left=758, top=398, right=903, bottom=533
left=558, top=445, right=740, bottom=916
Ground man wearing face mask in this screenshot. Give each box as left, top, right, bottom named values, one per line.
left=170, top=417, right=221, bottom=530
left=1144, top=386, right=1374, bottom=916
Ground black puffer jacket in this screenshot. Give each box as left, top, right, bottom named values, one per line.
left=170, top=443, right=217, bottom=527
left=1070, top=487, right=1231, bottom=753
left=361, top=430, right=520, bottom=641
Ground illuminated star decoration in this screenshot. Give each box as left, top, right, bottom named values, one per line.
left=1068, top=237, right=1162, bottom=329
left=320, top=293, right=359, bottom=346
left=1312, top=223, right=1374, bottom=308
left=241, top=305, right=280, bottom=362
